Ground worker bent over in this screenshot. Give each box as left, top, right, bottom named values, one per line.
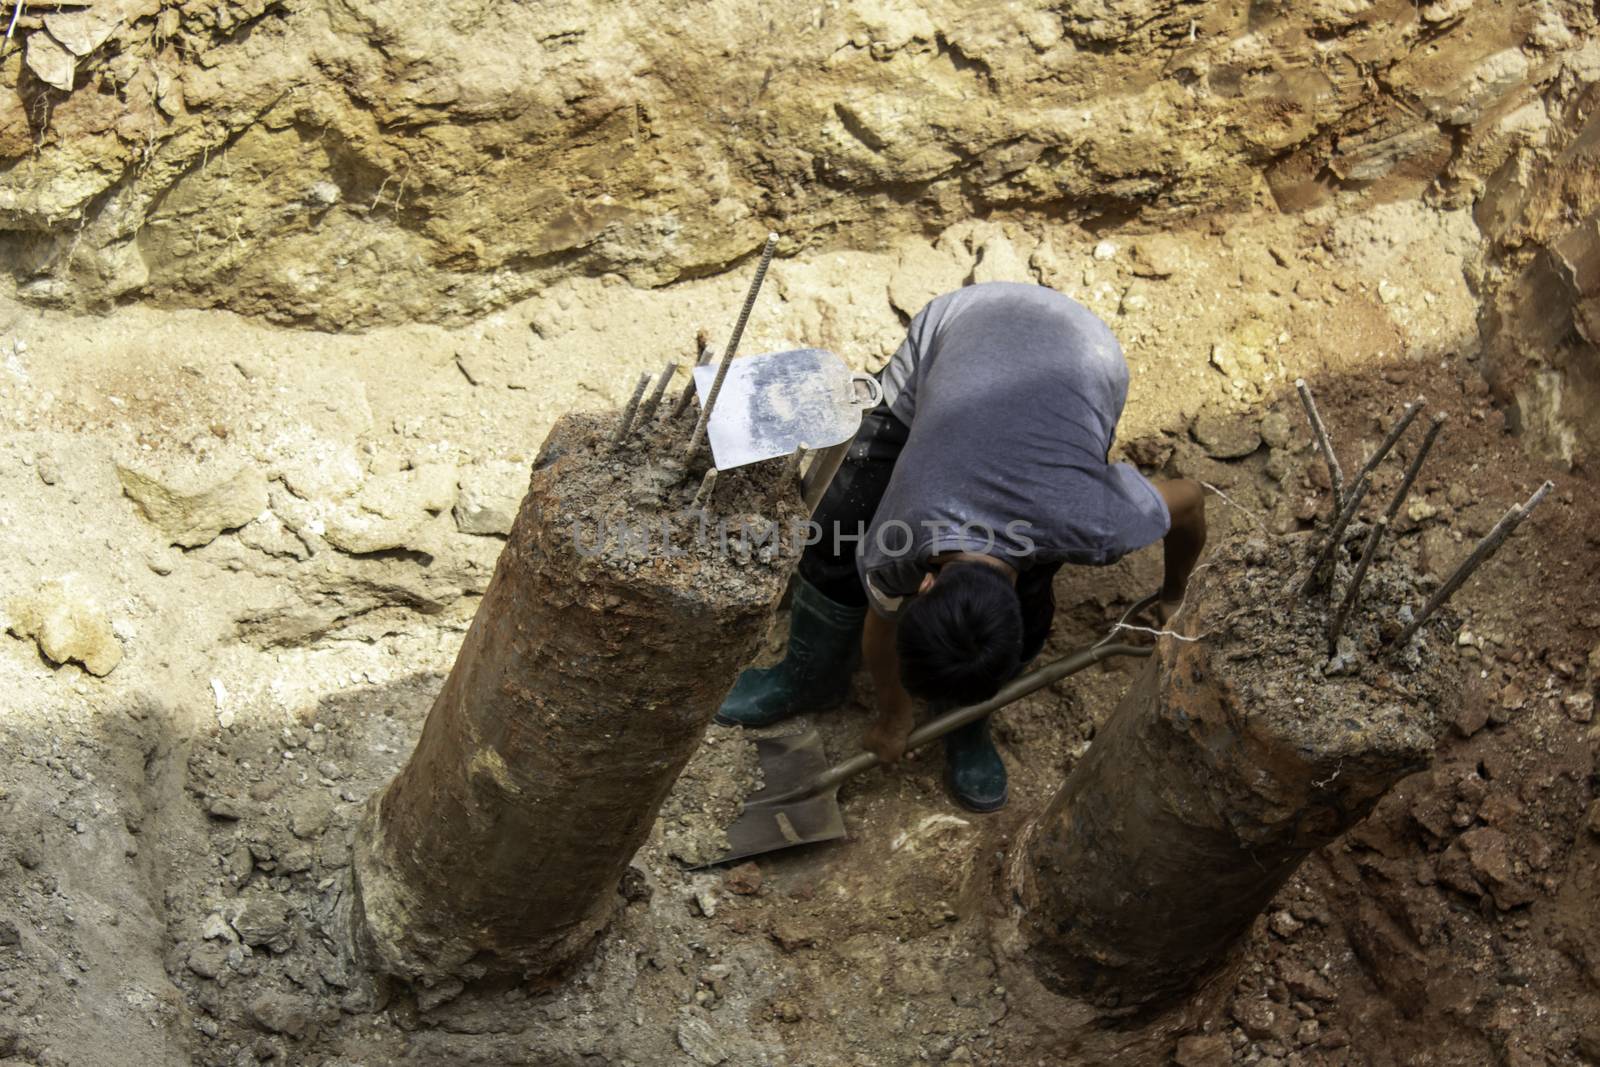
left=716, top=282, right=1207, bottom=812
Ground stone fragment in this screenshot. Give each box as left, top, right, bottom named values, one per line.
left=1457, top=827, right=1535, bottom=909
left=1477, top=788, right=1524, bottom=827
left=186, top=941, right=229, bottom=979
left=618, top=865, right=652, bottom=903
left=723, top=862, right=763, bottom=895
left=25, top=32, right=76, bottom=91
left=1118, top=281, right=1151, bottom=313
left=248, top=990, right=313, bottom=1038
left=320, top=510, right=417, bottom=555
left=1564, top=693, right=1594, bottom=723
left=117, top=461, right=268, bottom=547
left=206, top=796, right=245, bottom=820
left=278, top=848, right=313, bottom=874
left=0, top=920, right=20, bottom=947
left=453, top=460, right=527, bottom=536
left=1192, top=409, right=1262, bottom=459
left=970, top=234, right=1032, bottom=284
left=43, top=10, right=119, bottom=55
left=1268, top=910, right=1303, bottom=938
left=1259, top=410, right=1293, bottom=449
left=1129, top=236, right=1182, bottom=278
left=231, top=894, right=294, bottom=951
left=1420, top=0, right=1472, bottom=22
left=1584, top=801, right=1600, bottom=838
left=289, top=795, right=333, bottom=840
left=1230, top=996, right=1294, bottom=1041
left=769, top=920, right=817, bottom=952
left=200, top=913, right=235, bottom=942
left=317, top=835, right=350, bottom=869
left=1407, top=497, right=1441, bottom=523
left=236, top=510, right=311, bottom=560
left=224, top=845, right=254, bottom=882
left=279, top=451, right=365, bottom=504
left=888, top=241, right=971, bottom=318
left=676, top=1011, right=732, bottom=1065
left=1278, top=961, right=1335, bottom=1001
left=6, top=579, right=122, bottom=676
left=1208, top=342, right=1266, bottom=394
left=1092, top=240, right=1118, bottom=260
left=1453, top=694, right=1490, bottom=737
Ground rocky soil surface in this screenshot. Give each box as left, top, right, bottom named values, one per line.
left=0, top=188, right=1596, bottom=1064
left=3, top=6, right=1600, bottom=1059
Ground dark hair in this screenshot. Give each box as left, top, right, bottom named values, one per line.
left=896, top=562, right=1023, bottom=706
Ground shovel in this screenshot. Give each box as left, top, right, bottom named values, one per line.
left=691, top=347, right=882, bottom=473
left=696, top=614, right=1158, bottom=868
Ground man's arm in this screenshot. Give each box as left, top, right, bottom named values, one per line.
left=1154, top=479, right=1207, bottom=621
left=860, top=608, right=915, bottom=763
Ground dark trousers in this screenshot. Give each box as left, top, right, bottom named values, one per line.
left=798, top=402, right=1062, bottom=665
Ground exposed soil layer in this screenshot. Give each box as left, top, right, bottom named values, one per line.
left=0, top=200, right=1595, bottom=1065
left=6, top=0, right=1597, bottom=329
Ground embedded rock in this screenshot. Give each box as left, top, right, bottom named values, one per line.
left=5, top=579, right=123, bottom=676
left=117, top=461, right=268, bottom=548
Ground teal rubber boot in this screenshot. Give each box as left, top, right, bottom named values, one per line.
left=943, top=717, right=1008, bottom=813
left=715, top=578, right=866, bottom=728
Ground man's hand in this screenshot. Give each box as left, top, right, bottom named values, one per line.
left=862, top=691, right=915, bottom=764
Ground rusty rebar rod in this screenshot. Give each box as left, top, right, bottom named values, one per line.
left=1381, top=413, right=1445, bottom=523
left=765, top=443, right=809, bottom=508
left=691, top=468, right=719, bottom=511
left=612, top=373, right=652, bottom=445
left=1328, top=517, right=1387, bottom=654
left=686, top=232, right=780, bottom=460
left=633, top=360, right=679, bottom=431
left=671, top=345, right=717, bottom=419
left=1297, top=476, right=1371, bottom=598
left=1296, top=379, right=1345, bottom=511
left=1351, top=397, right=1424, bottom=489
left=1392, top=480, right=1554, bottom=647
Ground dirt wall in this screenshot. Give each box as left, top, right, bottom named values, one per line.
left=3, top=0, right=1595, bottom=328
left=1475, top=75, right=1600, bottom=469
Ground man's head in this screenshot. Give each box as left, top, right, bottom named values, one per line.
left=895, top=560, right=1023, bottom=706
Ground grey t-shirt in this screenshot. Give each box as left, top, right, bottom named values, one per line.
left=860, top=282, right=1170, bottom=617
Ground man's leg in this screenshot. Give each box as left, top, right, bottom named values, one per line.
left=943, top=562, right=1063, bottom=812
left=716, top=404, right=909, bottom=726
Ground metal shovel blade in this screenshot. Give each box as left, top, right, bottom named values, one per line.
left=692, top=348, right=881, bottom=471
left=692, top=633, right=1161, bottom=870
left=702, top=731, right=846, bottom=868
